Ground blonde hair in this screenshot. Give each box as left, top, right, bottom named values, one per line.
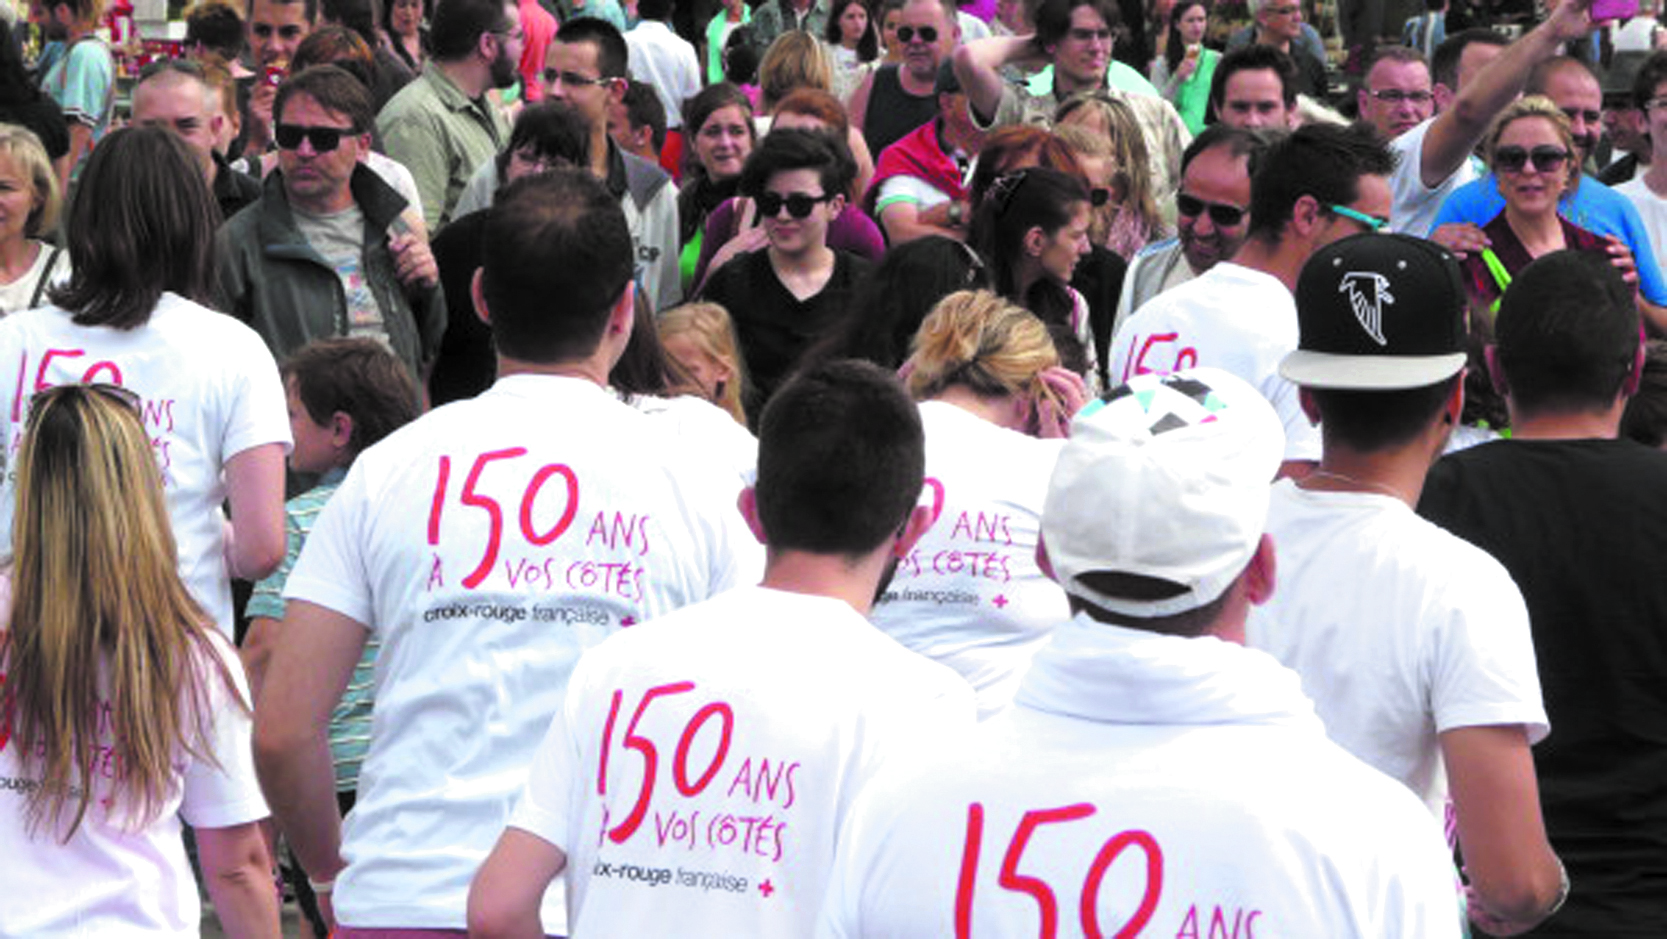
left=1, top=385, right=240, bottom=841
left=759, top=31, right=833, bottom=112
left=0, top=124, right=61, bottom=238
left=1485, top=94, right=1582, bottom=193
left=906, top=290, right=1062, bottom=406
left=1055, top=93, right=1163, bottom=246
left=659, top=302, right=750, bottom=425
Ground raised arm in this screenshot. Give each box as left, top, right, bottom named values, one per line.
left=952, top=35, right=1038, bottom=124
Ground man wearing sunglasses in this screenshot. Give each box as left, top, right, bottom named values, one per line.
left=376, top=0, right=519, bottom=230
left=953, top=0, right=1190, bottom=206
left=1115, top=125, right=1268, bottom=338
left=1429, top=54, right=1667, bottom=332
left=216, top=66, right=445, bottom=388
left=849, top=0, right=959, bottom=160
left=1109, top=122, right=1395, bottom=479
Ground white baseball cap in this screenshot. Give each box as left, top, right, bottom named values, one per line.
left=1041, top=368, right=1284, bottom=617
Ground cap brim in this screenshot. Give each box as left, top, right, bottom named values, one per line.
left=1280, top=350, right=1468, bottom=390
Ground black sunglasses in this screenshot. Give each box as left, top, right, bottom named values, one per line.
left=757, top=191, right=832, bottom=218
left=1176, top=192, right=1246, bottom=226
left=1089, top=187, right=1111, bottom=207
left=896, top=25, right=938, bottom=43
left=275, top=123, right=348, bottom=152
left=1493, top=145, right=1569, bottom=174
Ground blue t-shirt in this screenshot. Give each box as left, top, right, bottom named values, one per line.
left=1432, top=173, right=1667, bottom=306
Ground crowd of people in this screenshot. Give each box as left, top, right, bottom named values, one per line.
left=1, top=0, right=1666, bottom=934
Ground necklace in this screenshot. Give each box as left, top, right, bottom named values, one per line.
left=1297, top=469, right=1409, bottom=503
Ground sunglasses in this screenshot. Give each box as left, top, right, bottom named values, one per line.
left=1175, top=192, right=1246, bottom=226
left=1089, top=187, right=1111, bottom=207
left=1322, top=202, right=1389, bottom=232
left=896, top=25, right=938, bottom=43
left=757, top=190, right=833, bottom=218
left=275, top=123, right=349, bottom=152
left=1493, top=145, right=1569, bottom=174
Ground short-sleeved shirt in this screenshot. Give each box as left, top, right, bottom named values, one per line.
left=0, top=294, right=291, bottom=637
left=1388, top=115, right=1479, bottom=238
left=376, top=63, right=508, bottom=230
left=282, top=373, right=760, bottom=931
left=508, top=585, right=975, bottom=937
left=247, top=470, right=377, bottom=792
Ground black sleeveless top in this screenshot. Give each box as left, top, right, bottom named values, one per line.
left=861, top=64, right=939, bottom=160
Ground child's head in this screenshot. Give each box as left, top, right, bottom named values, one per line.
left=282, top=338, right=421, bottom=474
left=658, top=302, right=749, bottom=426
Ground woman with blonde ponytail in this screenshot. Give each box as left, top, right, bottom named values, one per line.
left=872, top=290, right=1087, bottom=719
left=0, top=385, right=278, bottom=937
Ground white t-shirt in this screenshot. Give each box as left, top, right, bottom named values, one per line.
left=1618, top=177, right=1667, bottom=275
left=870, top=401, right=1067, bottom=718
left=625, top=20, right=703, bottom=129
left=0, top=241, right=70, bottom=316
left=0, top=293, right=291, bottom=637
left=817, top=616, right=1465, bottom=939
left=283, top=373, right=762, bottom=932
left=509, top=585, right=975, bottom=937
left=1390, top=116, right=1479, bottom=238
left=624, top=391, right=757, bottom=485
left=1107, top=262, right=1319, bottom=462
left=1247, top=482, right=1548, bottom=818
left=1, top=629, right=268, bottom=937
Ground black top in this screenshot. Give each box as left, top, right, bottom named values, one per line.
left=1419, top=436, right=1667, bottom=935
left=428, top=207, right=494, bottom=406
left=0, top=92, right=67, bottom=159
left=699, top=247, right=872, bottom=421
left=861, top=64, right=939, bottom=166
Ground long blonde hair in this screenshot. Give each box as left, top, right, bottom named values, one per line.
left=1, top=384, right=240, bottom=841
left=659, top=302, right=750, bottom=425
left=906, top=290, right=1062, bottom=409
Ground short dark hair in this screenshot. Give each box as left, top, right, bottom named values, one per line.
left=245, top=0, right=319, bottom=25
left=1431, top=28, right=1507, bottom=91
left=555, top=17, right=629, bottom=79
left=637, top=0, right=672, bottom=21
left=1034, top=0, right=1118, bottom=52
left=1633, top=49, right=1667, bottom=111
left=1069, top=585, right=1231, bottom=637
left=50, top=127, right=218, bottom=329
left=1309, top=378, right=1459, bottom=453
left=290, top=24, right=377, bottom=87
left=1180, top=123, right=1270, bottom=177
left=495, top=99, right=590, bottom=180
left=276, top=64, right=375, bottom=133
left=481, top=170, right=634, bottom=363
left=739, top=128, right=856, bottom=204
left=282, top=338, right=421, bottom=458
left=1526, top=56, right=1597, bottom=97
left=622, top=80, right=669, bottom=153
left=186, top=0, right=247, bottom=58
left=1621, top=339, right=1667, bottom=447
left=320, top=0, right=380, bottom=45
left=754, top=359, right=925, bottom=557
left=1210, top=44, right=1299, bottom=111
left=1363, top=43, right=1428, bottom=79
left=722, top=26, right=761, bottom=85
left=428, top=0, right=511, bottom=61
left=1495, top=250, right=1641, bottom=417
left=1247, top=121, right=1395, bottom=241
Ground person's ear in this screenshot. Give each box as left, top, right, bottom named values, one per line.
left=1625, top=342, right=1646, bottom=398
left=607, top=77, right=628, bottom=105
left=1034, top=532, right=1057, bottom=582
left=1484, top=344, right=1510, bottom=397
left=1298, top=386, right=1321, bottom=425
left=737, top=486, right=768, bottom=544
left=1290, top=193, right=1322, bottom=239
left=1433, top=82, right=1454, bottom=111
left=471, top=266, right=492, bottom=325
left=329, top=410, right=355, bottom=450
left=827, top=191, right=847, bottom=216
left=893, top=503, right=934, bottom=558
left=1023, top=224, right=1047, bottom=257
left=1243, top=533, right=1277, bottom=606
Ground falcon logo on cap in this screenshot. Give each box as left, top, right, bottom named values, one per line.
left=1340, top=271, right=1393, bottom=347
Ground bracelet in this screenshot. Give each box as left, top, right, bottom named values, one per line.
left=307, top=876, right=335, bottom=895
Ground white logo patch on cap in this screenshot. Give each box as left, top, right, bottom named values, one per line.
left=1340, top=271, right=1393, bottom=346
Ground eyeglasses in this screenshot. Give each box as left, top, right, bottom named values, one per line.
left=757, top=190, right=833, bottom=218
left=27, top=382, right=142, bottom=427
left=510, top=148, right=570, bottom=173
left=1323, top=202, right=1389, bottom=232
left=1492, top=144, right=1570, bottom=174
left=895, top=25, right=938, bottom=43
left=1066, top=26, right=1112, bottom=40
left=1176, top=192, right=1246, bottom=226
left=1365, top=88, right=1434, bottom=105
left=1645, top=97, right=1667, bottom=111
left=275, top=123, right=349, bottom=152
left=542, top=69, right=612, bottom=88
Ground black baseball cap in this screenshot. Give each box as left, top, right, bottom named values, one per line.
left=1281, top=233, right=1468, bottom=390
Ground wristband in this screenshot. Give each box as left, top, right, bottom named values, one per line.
left=308, top=876, right=335, bottom=895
